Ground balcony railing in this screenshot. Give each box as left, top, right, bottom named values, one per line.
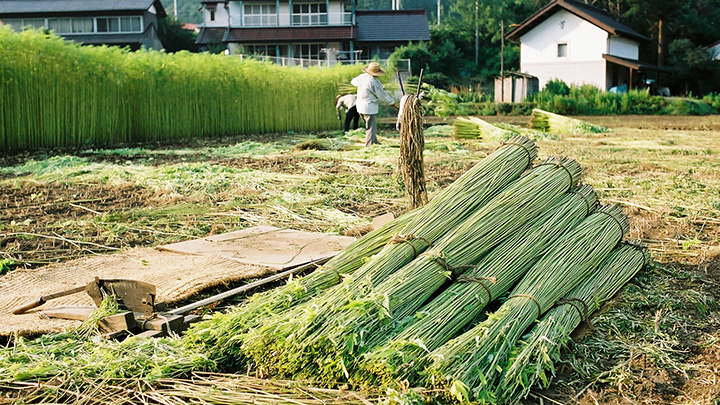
left=236, top=54, right=411, bottom=73
left=239, top=11, right=351, bottom=27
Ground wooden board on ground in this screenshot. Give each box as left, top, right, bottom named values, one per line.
left=157, top=226, right=354, bottom=270
left=0, top=227, right=355, bottom=337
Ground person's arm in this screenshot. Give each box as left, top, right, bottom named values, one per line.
left=336, top=97, right=343, bottom=119
left=372, top=79, right=395, bottom=105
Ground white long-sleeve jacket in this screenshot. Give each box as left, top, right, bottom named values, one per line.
left=350, top=73, right=394, bottom=115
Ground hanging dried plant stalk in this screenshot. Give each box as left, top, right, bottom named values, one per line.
left=397, top=94, right=427, bottom=210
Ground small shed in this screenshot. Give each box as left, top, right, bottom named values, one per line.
left=495, top=72, right=539, bottom=102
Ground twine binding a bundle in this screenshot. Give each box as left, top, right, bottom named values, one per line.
left=507, top=294, right=543, bottom=319
left=389, top=234, right=433, bottom=257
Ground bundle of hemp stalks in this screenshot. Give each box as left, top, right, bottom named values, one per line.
left=427, top=204, right=629, bottom=402
left=359, top=184, right=598, bottom=386
left=497, top=242, right=649, bottom=404
left=453, top=116, right=515, bottom=140
left=397, top=93, right=428, bottom=209
left=530, top=108, right=608, bottom=135
left=182, top=208, right=419, bottom=366
left=252, top=156, right=583, bottom=384
left=239, top=137, right=538, bottom=374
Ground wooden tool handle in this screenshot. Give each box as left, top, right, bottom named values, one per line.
left=11, top=285, right=87, bottom=315
left=12, top=298, right=46, bottom=315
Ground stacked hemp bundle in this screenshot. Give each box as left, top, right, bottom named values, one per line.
left=530, top=108, right=608, bottom=135
left=181, top=135, right=647, bottom=404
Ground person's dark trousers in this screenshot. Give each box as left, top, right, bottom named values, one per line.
left=344, top=106, right=360, bottom=132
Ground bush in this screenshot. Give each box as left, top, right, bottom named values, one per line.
left=388, top=42, right=432, bottom=76
left=544, top=79, right=570, bottom=96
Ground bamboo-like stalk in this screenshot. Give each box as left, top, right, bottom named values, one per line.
left=427, top=204, right=629, bottom=402
left=496, top=242, right=649, bottom=404
left=359, top=185, right=597, bottom=386
left=239, top=137, right=538, bottom=376
left=0, top=28, right=362, bottom=151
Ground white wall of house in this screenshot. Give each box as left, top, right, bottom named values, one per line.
left=607, top=36, right=639, bottom=59
left=203, top=3, right=230, bottom=27
left=519, top=9, right=608, bottom=89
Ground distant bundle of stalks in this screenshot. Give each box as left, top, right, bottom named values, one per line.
left=360, top=185, right=597, bottom=386
left=530, top=108, right=608, bottom=135
left=182, top=208, right=419, bottom=367
left=398, top=94, right=427, bottom=209
left=428, top=204, right=629, bottom=402
left=239, top=137, right=538, bottom=377
left=497, top=242, right=649, bottom=404
left=453, top=117, right=516, bottom=140
left=494, top=123, right=560, bottom=141
left=424, top=125, right=455, bottom=137
left=260, top=156, right=583, bottom=384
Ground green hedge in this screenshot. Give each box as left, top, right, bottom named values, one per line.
left=422, top=81, right=720, bottom=117
left=0, top=28, right=360, bottom=151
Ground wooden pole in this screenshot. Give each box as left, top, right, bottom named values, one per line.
left=167, top=256, right=333, bottom=316
left=501, top=20, right=505, bottom=102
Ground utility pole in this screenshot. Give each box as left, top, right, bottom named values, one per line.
left=500, top=20, right=505, bottom=102
left=437, top=0, right=440, bottom=24
left=174, top=0, right=178, bottom=19
left=474, top=0, right=479, bottom=65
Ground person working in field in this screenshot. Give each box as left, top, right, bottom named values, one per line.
left=351, top=62, right=396, bottom=147
left=335, top=94, right=360, bottom=134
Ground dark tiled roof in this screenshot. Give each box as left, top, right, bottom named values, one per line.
left=602, top=54, right=674, bottom=73
left=196, top=27, right=225, bottom=44
left=0, top=0, right=165, bottom=15
left=356, top=9, right=429, bottom=42
left=506, top=0, right=648, bottom=42
left=224, top=26, right=355, bottom=42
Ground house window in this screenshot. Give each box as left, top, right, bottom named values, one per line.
left=292, top=43, right=322, bottom=59
left=557, top=43, right=568, bottom=58
left=1, top=19, right=27, bottom=31
left=97, top=17, right=142, bottom=33
left=120, top=17, right=141, bottom=32
left=48, top=18, right=72, bottom=33
left=243, top=4, right=277, bottom=27
left=72, top=18, right=94, bottom=33
left=292, top=3, right=327, bottom=25
left=210, top=10, right=215, bottom=21
left=242, top=44, right=278, bottom=56
left=5, top=16, right=141, bottom=34
left=22, top=19, right=46, bottom=29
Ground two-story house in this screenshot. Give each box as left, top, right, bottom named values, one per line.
left=506, top=0, right=669, bottom=91
left=195, top=0, right=429, bottom=62
left=0, top=0, right=166, bottom=50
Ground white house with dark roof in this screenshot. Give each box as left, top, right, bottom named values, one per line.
left=196, top=0, right=429, bottom=62
left=506, top=0, right=670, bottom=91
left=0, top=0, right=166, bottom=50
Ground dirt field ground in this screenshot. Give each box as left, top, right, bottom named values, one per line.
left=1, top=115, right=719, bottom=404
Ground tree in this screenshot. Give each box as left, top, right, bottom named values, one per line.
left=667, top=39, right=720, bottom=95
left=158, top=18, right=198, bottom=53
